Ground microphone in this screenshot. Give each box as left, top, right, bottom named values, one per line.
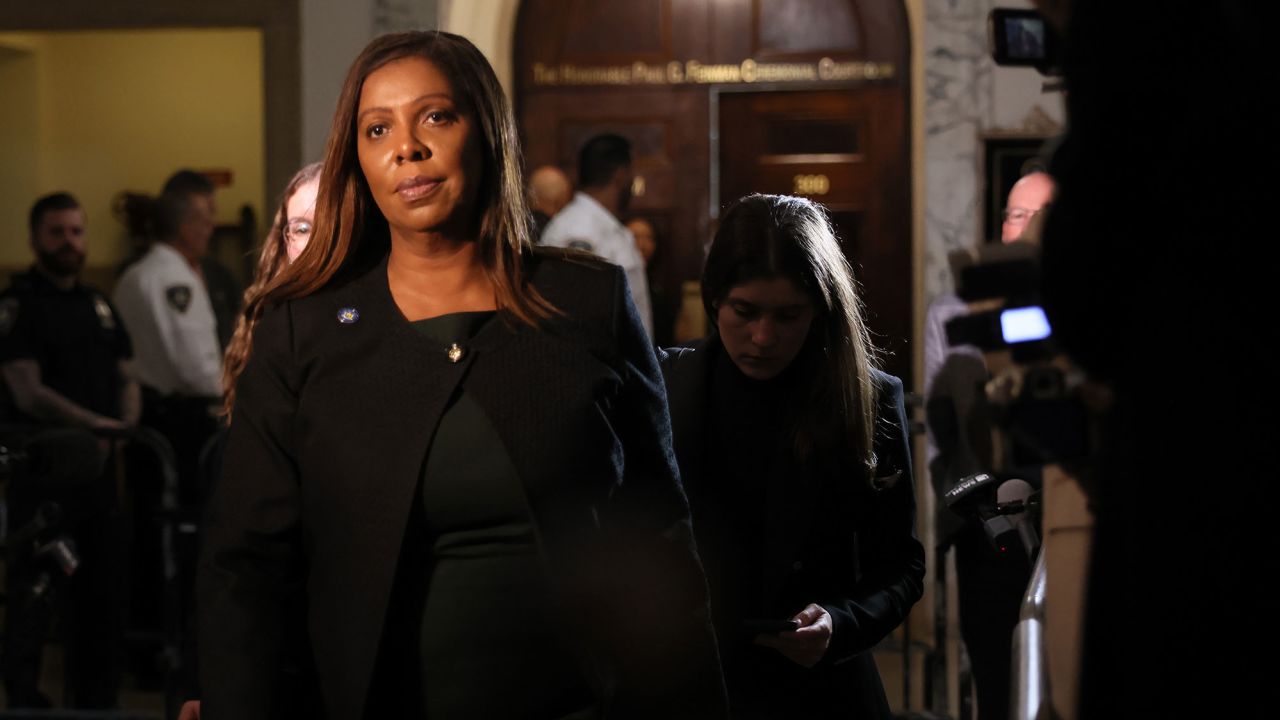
left=996, top=478, right=1038, bottom=561
left=997, top=478, right=1034, bottom=518
left=945, top=473, right=1039, bottom=562
left=944, top=472, right=1000, bottom=514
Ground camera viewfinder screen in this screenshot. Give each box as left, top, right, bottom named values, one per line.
left=1004, top=17, right=1046, bottom=60
left=1000, top=306, right=1052, bottom=343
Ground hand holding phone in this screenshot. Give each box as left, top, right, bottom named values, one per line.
left=751, top=604, right=833, bottom=668
left=742, top=617, right=801, bottom=634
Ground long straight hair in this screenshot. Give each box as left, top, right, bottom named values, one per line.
left=702, top=194, right=881, bottom=476
left=236, top=32, right=554, bottom=377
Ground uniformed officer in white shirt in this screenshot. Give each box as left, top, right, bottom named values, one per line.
left=113, top=191, right=222, bottom=399
left=113, top=185, right=224, bottom=516
left=541, top=133, right=655, bottom=340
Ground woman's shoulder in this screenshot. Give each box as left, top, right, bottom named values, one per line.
left=870, top=369, right=907, bottom=429
left=871, top=368, right=904, bottom=401
left=525, top=246, right=625, bottom=321
left=527, top=246, right=619, bottom=285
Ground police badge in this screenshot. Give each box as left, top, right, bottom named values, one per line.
left=166, top=285, right=192, bottom=313
left=93, top=295, right=116, bottom=329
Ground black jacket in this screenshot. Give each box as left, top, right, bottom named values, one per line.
left=198, top=250, right=726, bottom=719
left=660, top=338, right=925, bottom=718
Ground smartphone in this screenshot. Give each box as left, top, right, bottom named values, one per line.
left=742, top=618, right=801, bottom=634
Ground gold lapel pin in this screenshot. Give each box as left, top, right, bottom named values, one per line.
left=447, top=343, right=464, bottom=363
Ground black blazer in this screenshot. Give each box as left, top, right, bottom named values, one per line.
left=660, top=339, right=925, bottom=718
left=197, top=250, right=726, bottom=719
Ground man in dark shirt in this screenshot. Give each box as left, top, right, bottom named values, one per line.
left=1, top=194, right=138, bottom=429
left=0, top=192, right=136, bottom=709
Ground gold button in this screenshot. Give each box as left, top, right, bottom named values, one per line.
left=447, top=343, right=464, bottom=363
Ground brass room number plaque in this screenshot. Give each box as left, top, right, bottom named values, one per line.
left=792, top=174, right=830, bottom=195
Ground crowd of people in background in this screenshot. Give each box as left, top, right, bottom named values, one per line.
left=4, top=1, right=1260, bottom=714
left=0, top=119, right=685, bottom=710
left=0, top=162, right=324, bottom=710
left=0, top=26, right=924, bottom=716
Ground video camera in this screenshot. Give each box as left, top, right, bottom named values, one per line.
left=941, top=241, right=1092, bottom=470
left=944, top=240, right=1052, bottom=362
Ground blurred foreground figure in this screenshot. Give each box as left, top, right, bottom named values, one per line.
left=1038, top=1, right=1274, bottom=717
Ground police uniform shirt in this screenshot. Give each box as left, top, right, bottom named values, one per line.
left=112, top=243, right=222, bottom=398
left=0, top=269, right=132, bottom=420
left=540, top=192, right=655, bottom=340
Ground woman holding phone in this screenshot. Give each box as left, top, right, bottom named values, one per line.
left=660, top=193, right=924, bottom=718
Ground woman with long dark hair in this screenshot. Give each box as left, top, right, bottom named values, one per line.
left=197, top=31, right=724, bottom=719
left=661, top=194, right=924, bottom=718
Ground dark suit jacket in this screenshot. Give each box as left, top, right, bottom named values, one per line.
left=197, top=250, right=726, bottom=719
left=660, top=338, right=925, bottom=719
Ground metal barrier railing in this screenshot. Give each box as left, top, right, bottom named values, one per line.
left=1011, top=548, right=1049, bottom=720
left=0, top=424, right=187, bottom=720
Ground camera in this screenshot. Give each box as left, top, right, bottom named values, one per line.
left=989, top=8, right=1061, bottom=75
left=941, top=241, right=1093, bottom=468
left=944, top=240, right=1054, bottom=363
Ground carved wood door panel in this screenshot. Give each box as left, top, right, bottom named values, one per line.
left=718, top=87, right=911, bottom=382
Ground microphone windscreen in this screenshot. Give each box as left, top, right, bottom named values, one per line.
left=997, top=478, right=1034, bottom=504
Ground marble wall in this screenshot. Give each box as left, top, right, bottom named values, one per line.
left=922, top=0, right=1063, bottom=304
left=299, top=0, right=440, bottom=162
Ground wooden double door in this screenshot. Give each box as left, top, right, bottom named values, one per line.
left=516, top=0, right=913, bottom=386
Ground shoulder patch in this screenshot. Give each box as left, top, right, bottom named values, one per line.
left=566, top=238, right=595, bottom=252
left=0, top=297, right=18, bottom=337
left=166, top=285, right=192, bottom=313
left=92, top=295, right=117, bottom=329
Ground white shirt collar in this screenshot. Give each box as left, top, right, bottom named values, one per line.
left=570, top=191, right=625, bottom=232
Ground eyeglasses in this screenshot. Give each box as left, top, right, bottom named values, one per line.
left=285, top=219, right=313, bottom=244
left=1002, top=207, right=1043, bottom=224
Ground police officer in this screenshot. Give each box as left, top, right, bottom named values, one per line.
left=112, top=187, right=222, bottom=402
left=0, top=191, right=136, bottom=708
left=159, top=170, right=241, bottom=350
left=112, top=183, right=223, bottom=501
left=111, top=184, right=225, bottom=688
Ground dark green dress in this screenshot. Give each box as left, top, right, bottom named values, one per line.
left=412, top=311, right=596, bottom=719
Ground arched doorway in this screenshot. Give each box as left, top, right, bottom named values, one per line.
left=515, top=0, right=913, bottom=385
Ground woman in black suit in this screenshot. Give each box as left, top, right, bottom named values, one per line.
left=660, top=194, right=924, bottom=719
left=197, top=31, right=724, bottom=720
